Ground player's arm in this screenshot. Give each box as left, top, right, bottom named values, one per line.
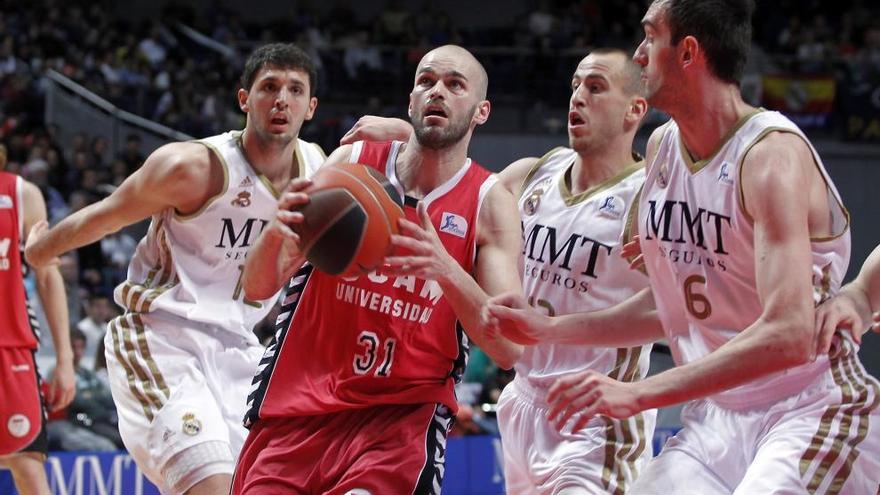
left=25, top=142, right=216, bottom=268
left=546, top=132, right=824, bottom=427
left=496, top=157, right=539, bottom=194
left=488, top=287, right=663, bottom=347
left=457, top=183, right=525, bottom=369
left=241, top=145, right=359, bottom=300
left=339, top=116, right=413, bottom=145
left=816, top=244, right=880, bottom=347
left=384, top=183, right=524, bottom=369
left=20, top=180, right=74, bottom=411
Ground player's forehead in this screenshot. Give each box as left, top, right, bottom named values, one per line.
left=573, top=53, right=623, bottom=82
left=252, top=65, right=310, bottom=85
left=417, top=48, right=478, bottom=81
left=642, top=0, right=670, bottom=32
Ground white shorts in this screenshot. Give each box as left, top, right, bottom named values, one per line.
left=104, top=312, right=263, bottom=493
left=631, top=350, right=880, bottom=495
left=498, top=379, right=656, bottom=494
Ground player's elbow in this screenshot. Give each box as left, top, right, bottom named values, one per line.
left=765, top=314, right=814, bottom=367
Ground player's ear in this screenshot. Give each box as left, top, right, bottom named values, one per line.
left=238, top=88, right=249, bottom=113
left=305, top=96, right=318, bottom=121
left=473, top=100, right=491, bottom=126
left=627, top=96, right=649, bottom=126
left=680, top=36, right=699, bottom=69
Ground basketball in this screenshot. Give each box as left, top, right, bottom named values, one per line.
left=293, top=162, right=404, bottom=276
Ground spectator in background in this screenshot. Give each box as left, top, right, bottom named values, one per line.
left=75, top=294, right=115, bottom=370
left=21, top=157, right=68, bottom=223
left=46, top=329, right=120, bottom=452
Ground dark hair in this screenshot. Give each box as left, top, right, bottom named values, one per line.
left=588, top=47, right=644, bottom=96
left=71, top=327, right=87, bottom=343
left=239, top=43, right=318, bottom=96
left=664, top=0, right=754, bottom=84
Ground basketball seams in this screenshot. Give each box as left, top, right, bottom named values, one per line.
left=297, top=163, right=402, bottom=275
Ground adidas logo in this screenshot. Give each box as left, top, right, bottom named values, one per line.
left=239, top=176, right=254, bottom=188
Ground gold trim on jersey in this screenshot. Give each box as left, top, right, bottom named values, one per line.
left=519, top=147, right=565, bottom=199
left=799, top=348, right=880, bottom=493
left=119, top=218, right=178, bottom=314
left=598, top=346, right=649, bottom=493
left=559, top=160, right=644, bottom=207
left=678, top=109, right=764, bottom=174
left=734, top=127, right=850, bottom=242
left=175, top=141, right=230, bottom=221
left=108, top=319, right=154, bottom=421
left=109, top=318, right=166, bottom=419
left=622, top=182, right=649, bottom=275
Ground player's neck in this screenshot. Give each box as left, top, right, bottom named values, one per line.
left=395, top=135, right=470, bottom=198
left=671, top=80, right=755, bottom=162
left=239, top=128, right=298, bottom=184
left=570, top=144, right=637, bottom=196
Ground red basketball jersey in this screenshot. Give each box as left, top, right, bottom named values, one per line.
left=246, top=141, right=496, bottom=423
left=0, top=172, right=38, bottom=349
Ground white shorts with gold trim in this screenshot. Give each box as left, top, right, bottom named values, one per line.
left=103, top=311, right=263, bottom=492
left=497, top=379, right=656, bottom=495
left=631, top=347, right=880, bottom=495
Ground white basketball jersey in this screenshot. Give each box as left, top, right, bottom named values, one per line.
left=639, top=111, right=850, bottom=410
left=114, top=131, right=326, bottom=342
left=515, top=147, right=652, bottom=391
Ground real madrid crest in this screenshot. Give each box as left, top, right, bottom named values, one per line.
left=182, top=412, right=202, bottom=436
left=231, top=191, right=252, bottom=207
left=657, top=162, right=669, bottom=188
left=523, top=177, right=552, bottom=216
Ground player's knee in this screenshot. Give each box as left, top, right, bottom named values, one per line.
left=162, top=441, right=234, bottom=494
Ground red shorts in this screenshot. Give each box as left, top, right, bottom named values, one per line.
left=232, top=403, right=453, bottom=495
left=0, top=346, right=46, bottom=456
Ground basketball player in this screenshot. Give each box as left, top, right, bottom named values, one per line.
left=509, top=1, right=880, bottom=493
left=25, top=44, right=326, bottom=494
left=485, top=48, right=661, bottom=495
left=232, top=44, right=523, bottom=494
left=0, top=155, right=74, bottom=495
left=816, top=244, right=880, bottom=347
left=342, top=50, right=661, bottom=494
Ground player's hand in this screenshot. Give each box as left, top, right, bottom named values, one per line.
left=814, top=293, right=864, bottom=359
left=24, top=220, right=60, bottom=268
left=46, top=359, right=76, bottom=412
left=266, top=178, right=311, bottom=249
left=546, top=370, right=642, bottom=432
left=484, top=293, right=549, bottom=346
left=621, top=234, right=644, bottom=270
left=383, top=202, right=456, bottom=279
left=340, top=116, right=413, bottom=145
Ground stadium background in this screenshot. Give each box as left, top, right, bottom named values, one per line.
left=1, top=0, right=878, bottom=492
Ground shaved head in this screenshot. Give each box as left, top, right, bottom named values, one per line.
left=586, top=48, right=644, bottom=96
left=419, top=45, right=489, bottom=100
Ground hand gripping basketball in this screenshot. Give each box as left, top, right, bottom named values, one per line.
left=292, top=163, right=404, bottom=276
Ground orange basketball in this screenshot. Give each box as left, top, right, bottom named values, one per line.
left=293, top=162, right=404, bottom=276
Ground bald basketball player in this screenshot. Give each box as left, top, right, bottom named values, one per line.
left=25, top=44, right=326, bottom=495
left=232, top=44, right=523, bottom=495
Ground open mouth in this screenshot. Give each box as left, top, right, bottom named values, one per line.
left=568, top=112, right=585, bottom=126
left=270, top=116, right=289, bottom=125
left=424, top=105, right=448, bottom=119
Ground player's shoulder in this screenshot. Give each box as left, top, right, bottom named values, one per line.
left=144, top=141, right=214, bottom=182
left=498, top=146, right=568, bottom=195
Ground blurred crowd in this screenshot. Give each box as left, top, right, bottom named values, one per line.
left=0, top=0, right=878, bottom=447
